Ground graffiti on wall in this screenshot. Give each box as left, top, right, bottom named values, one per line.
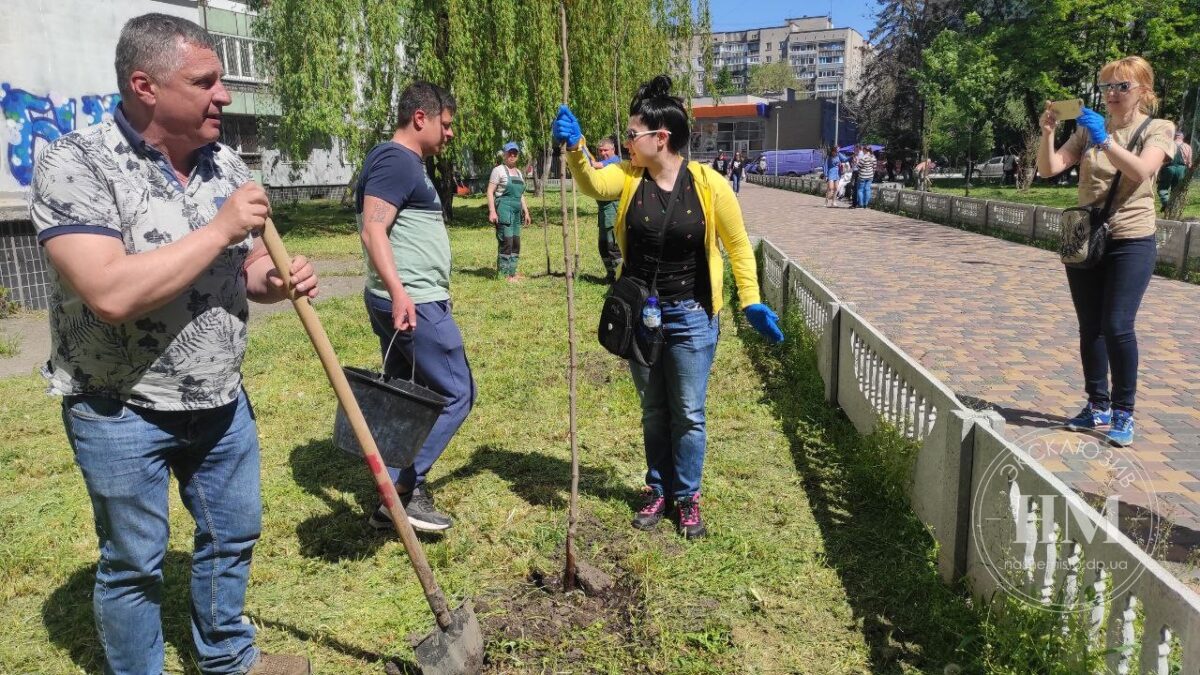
left=2, top=83, right=121, bottom=186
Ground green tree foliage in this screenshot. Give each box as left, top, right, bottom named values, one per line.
left=856, top=0, right=960, bottom=160
left=864, top=0, right=1200, bottom=171
left=252, top=0, right=706, bottom=212
left=249, top=0, right=404, bottom=170
left=915, top=13, right=1003, bottom=193
left=746, top=61, right=801, bottom=96
left=712, top=68, right=737, bottom=99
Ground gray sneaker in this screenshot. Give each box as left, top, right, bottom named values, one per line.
left=369, top=485, right=453, bottom=532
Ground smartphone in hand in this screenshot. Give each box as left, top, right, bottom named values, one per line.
left=1049, top=98, right=1083, bottom=120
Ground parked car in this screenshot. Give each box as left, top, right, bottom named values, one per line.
left=748, top=149, right=822, bottom=176
left=973, top=155, right=1008, bottom=181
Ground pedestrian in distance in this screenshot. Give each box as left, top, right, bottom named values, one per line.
left=487, top=141, right=532, bottom=281
left=823, top=146, right=842, bottom=207
left=847, top=147, right=860, bottom=208
left=729, top=150, right=747, bottom=194
left=856, top=145, right=877, bottom=207
left=1156, top=131, right=1192, bottom=209
left=711, top=150, right=729, bottom=177
left=30, top=13, right=318, bottom=674
left=1003, top=151, right=1017, bottom=185
left=356, top=81, right=477, bottom=532
left=1037, top=55, right=1176, bottom=447
left=552, top=75, right=784, bottom=540
left=592, top=135, right=624, bottom=283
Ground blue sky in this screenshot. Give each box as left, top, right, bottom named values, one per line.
left=709, top=0, right=877, bottom=41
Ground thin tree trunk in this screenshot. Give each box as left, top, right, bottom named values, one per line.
left=559, top=0, right=580, bottom=593
left=542, top=146, right=552, bottom=276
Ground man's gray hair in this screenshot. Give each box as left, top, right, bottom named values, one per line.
left=115, top=13, right=216, bottom=99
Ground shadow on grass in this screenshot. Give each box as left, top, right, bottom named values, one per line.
left=288, top=439, right=445, bottom=563
left=43, top=551, right=204, bottom=674
left=437, top=445, right=636, bottom=510
left=741, top=315, right=984, bottom=674
left=247, top=615, right=412, bottom=672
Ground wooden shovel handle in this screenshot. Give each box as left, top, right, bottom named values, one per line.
left=260, top=218, right=454, bottom=630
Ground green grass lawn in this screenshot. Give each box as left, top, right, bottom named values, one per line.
left=0, top=197, right=1103, bottom=673
left=928, top=177, right=1200, bottom=220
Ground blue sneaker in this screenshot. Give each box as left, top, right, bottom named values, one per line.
left=1107, top=410, right=1134, bottom=447
left=1066, top=403, right=1112, bottom=431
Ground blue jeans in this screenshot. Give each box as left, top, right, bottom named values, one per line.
left=629, top=299, right=720, bottom=500
left=731, top=173, right=741, bottom=193
left=857, top=178, right=872, bottom=207
left=366, top=291, right=476, bottom=488
left=1065, top=235, right=1156, bottom=412
left=62, top=391, right=261, bottom=675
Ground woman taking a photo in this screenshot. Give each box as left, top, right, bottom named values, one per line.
left=1037, top=56, right=1176, bottom=447
left=552, top=75, right=784, bottom=539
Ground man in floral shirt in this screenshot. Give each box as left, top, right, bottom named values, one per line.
left=30, top=14, right=317, bottom=675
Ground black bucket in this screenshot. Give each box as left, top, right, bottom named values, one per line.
left=333, top=366, right=447, bottom=467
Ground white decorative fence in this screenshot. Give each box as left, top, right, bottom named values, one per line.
left=757, top=237, right=1200, bottom=671
left=746, top=173, right=1198, bottom=278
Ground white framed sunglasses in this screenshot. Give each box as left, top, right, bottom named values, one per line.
left=1097, top=81, right=1137, bottom=94
left=624, top=128, right=670, bottom=142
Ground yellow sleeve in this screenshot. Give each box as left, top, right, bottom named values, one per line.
left=563, top=138, right=625, bottom=201
left=709, top=166, right=762, bottom=309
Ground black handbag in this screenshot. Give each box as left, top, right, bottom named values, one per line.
left=597, top=166, right=686, bottom=367
left=1060, top=117, right=1153, bottom=269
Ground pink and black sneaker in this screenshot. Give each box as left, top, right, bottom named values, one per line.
left=675, top=494, right=706, bottom=539
left=632, top=488, right=669, bottom=530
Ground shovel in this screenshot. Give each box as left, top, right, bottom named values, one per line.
left=261, top=218, right=484, bottom=675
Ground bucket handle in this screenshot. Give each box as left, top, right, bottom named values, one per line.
left=383, top=329, right=418, bottom=383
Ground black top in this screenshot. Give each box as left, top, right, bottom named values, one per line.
left=623, top=169, right=709, bottom=310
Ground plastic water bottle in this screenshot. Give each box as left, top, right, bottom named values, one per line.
left=642, top=296, right=662, bottom=329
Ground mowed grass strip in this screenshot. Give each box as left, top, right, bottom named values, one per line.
left=2, top=196, right=982, bottom=673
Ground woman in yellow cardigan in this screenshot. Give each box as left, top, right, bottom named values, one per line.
left=553, top=75, right=784, bottom=539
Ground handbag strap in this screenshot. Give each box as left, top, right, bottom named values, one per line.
left=646, top=162, right=688, bottom=296
left=1099, top=116, right=1155, bottom=219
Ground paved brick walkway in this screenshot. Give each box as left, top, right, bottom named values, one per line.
left=738, top=182, right=1200, bottom=540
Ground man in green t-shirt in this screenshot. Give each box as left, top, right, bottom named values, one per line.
left=356, top=82, right=475, bottom=532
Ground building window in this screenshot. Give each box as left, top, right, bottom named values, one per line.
left=765, top=42, right=771, bottom=50
left=212, top=33, right=267, bottom=82
left=691, top=118, right=765, bottom=154
left=766, top=56, right=771, bottom=62
left=220, top=114, right=260, bottom=158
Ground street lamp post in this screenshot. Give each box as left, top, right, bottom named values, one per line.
left=833, top=86, right=841, bottom=150
left=774, top=105, right=782, bottom=176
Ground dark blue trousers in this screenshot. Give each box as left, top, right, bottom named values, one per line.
left=1065, top=235, right=1156, bottom=412
left=365, top=291, right=476, bottom=488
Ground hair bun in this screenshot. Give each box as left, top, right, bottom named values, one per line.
left=646, top=75, right=673, bottom=98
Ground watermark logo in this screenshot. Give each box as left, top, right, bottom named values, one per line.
left=971, top=426, right=1159, bottom=613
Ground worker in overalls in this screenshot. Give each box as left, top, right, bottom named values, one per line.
left=486, top=141, right=531, bottom=280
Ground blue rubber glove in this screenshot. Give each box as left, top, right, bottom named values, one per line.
left=552, top=104, right=582, bottom=148
left=744, top=303, right=785, bottom=344
left=1077, top=107, right=1108, bottom=147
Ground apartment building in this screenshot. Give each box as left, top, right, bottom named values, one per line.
left=687, top=16, right=869, bottom=100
